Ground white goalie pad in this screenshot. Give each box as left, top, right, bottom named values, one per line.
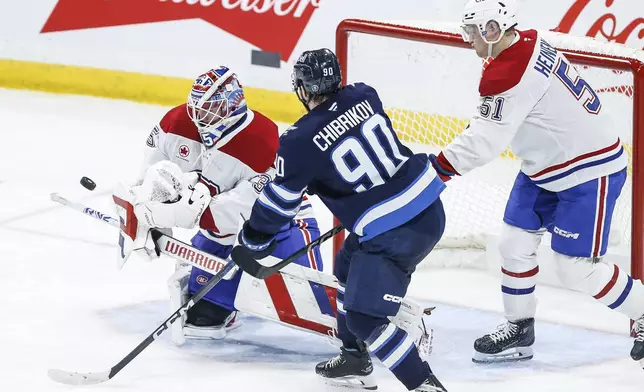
left=167, top=267, right=190, bottom=346
left=161, top=247, right=433, bottom=354
left=234, top=256, right=433, bottom=355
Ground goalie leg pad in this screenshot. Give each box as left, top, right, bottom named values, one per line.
left=167, top=267, right=191, bottom=346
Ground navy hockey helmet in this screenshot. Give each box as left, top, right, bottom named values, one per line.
left=292, top=48, right=342, bottom=110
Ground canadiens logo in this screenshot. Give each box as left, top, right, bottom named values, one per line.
left=178, top=145, right=190, bottom=158
left=41, top=0, right=321, bottom=61
left=196, top=275, right=209, bottom=285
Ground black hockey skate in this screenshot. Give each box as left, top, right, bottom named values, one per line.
left=473, top=318, right=535, bottom=363
left=184, top=300, right=241, bottom=340
left=316, top=345, right=377, bottom=390
left=631, top=314, right=644, bottom=366
left=415, top=372, right=447, bottom=392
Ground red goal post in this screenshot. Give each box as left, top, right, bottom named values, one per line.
left=334, top=18, right=644, bottom=280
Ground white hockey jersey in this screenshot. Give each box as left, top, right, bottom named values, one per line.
left=439, top=30, right=627, bottom=192
left=141, top=103, right=315, bottom=245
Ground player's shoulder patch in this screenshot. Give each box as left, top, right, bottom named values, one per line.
left=479, top=30, right=538, bottom=96
left=159, top=104, right=201, bottom=142
left=217, top=110, right=279, bottom=173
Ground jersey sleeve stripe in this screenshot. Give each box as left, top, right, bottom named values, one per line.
left=269, top=182, right=305, bottom=202
left=528, top=139, right=621, bottom=180
left=530, top=146, right=624, bottom=185
left=257, top=191, right=300, bottom=218
left=263, top=185, right=303, bottom=210
left=199, top=175, right=221, bottom=196
left=353, top=162, right=445, bottom=241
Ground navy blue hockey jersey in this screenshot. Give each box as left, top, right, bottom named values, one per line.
left=249, top=83, right=445, bottom=241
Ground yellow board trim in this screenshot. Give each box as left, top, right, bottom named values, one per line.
left=0, top=59, right=306, bottom=124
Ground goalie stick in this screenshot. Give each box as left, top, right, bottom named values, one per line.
left=50, top=193, right=337, bottom=297
left=48, top=193, right=343, bottom=385
left=51, top=192, right=346, bottom=281
left=50, top=193, right=120, bottom=227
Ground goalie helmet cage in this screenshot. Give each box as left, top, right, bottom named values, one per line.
left=333, top=19, right=644, bottom=281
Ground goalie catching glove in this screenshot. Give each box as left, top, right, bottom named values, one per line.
left=135, top=183, right=211, bottom=229
left=112, top=161, right=209, bottom=268
left=133, top=160, right=210, bottom=229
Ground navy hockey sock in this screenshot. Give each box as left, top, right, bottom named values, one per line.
left=335, top=285, right=361, bottom=350
left=347, top=311, right=431, bottom=390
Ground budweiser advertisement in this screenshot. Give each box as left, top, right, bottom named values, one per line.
left=0, top=0, right=640, bottom=92
left=41, top=0, right=322, bottom=61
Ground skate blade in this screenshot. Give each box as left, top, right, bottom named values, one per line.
left=472, top=346, right=534, bottom=364
left=184, top=320, right=243, bottom=340
left=640, top=358, right=644, bottom=369
left=319, top=373, right=378, bottom=390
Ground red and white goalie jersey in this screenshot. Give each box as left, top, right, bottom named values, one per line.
left=141, top=103, right=313, bottom=244
left=439, top=30, right=627, bottom=192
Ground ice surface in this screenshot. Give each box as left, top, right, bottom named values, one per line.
left=0, top=88, right=643, bottom=391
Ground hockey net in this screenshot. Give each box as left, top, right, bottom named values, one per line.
left=335, top=19, right=644, bottom=278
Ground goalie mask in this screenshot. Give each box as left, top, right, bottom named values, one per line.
left=461, top=0, right=518, bottom=47
left=187, top=66, right=248, bottom=148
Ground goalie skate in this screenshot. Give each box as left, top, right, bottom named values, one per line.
left=184, top=311, right=242, bottom=340
left=472, top=318, right=535, bottom=364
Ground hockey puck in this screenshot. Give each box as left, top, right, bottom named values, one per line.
left=80, top=176, right=96, bottom=191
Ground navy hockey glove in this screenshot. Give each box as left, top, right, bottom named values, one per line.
left=428, top=152, right=459, bottom=182
left=236, top=220, right=277, bottom=260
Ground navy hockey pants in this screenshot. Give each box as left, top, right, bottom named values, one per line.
left=334, top=197, right=445, bottom=345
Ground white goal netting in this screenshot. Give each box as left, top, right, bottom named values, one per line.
left=342, top=21, right=642, bottom=269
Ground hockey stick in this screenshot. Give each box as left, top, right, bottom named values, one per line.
left=50, top=193, right=120, bottom=227
left=47, top=247, right=238, bottom=385
left=48, top=195, right=342, bottom=385
left=50, top=193, right=330, bottom=289
left=231, top=224, right=345, bottom=279
left=51, top=193, right=230, bottom=274
left=51, top=191, right=345, bottom=281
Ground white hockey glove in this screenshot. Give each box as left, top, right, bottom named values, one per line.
left=113, top=161, right=201, bottom=268
left=135, top=183, right=211, bottom=229
left=132, top=160, right=209, bottom=229
left=137, top=160, right=199, bottom=203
